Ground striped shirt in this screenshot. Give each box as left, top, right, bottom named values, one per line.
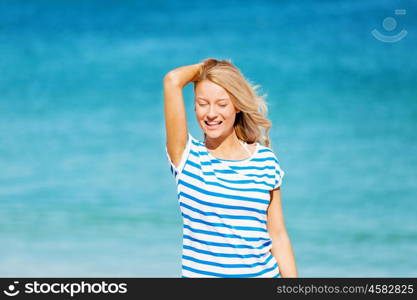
left=165, top=133, right=285, bottom=278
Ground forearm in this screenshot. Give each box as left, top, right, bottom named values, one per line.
left=270, top=232, right=298, bottom=278
left=164, top=63, right=202, bottom=88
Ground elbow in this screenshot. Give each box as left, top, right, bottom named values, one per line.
left=164, top=71, right=180, bottom=87
left=268, top=227, right=290, bottom=241
left=270, top=232, right=291, bottom=250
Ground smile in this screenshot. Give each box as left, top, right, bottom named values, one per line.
left=204, top=120, right=222, bottom=130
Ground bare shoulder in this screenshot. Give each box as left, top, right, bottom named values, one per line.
left=247, top=143, right=257, bottom=153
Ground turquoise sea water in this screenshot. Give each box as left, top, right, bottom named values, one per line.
left=0, top=0, right=416, bottom=277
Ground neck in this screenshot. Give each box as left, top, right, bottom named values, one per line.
left=205, top=130, right=240, bottom=152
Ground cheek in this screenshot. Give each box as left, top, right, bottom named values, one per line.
left=195, top=108, right=205, bottom=120
left=224, top=108, right=237, bottom=122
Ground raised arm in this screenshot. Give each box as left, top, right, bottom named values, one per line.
left=163, top=63, right=202, bottom=168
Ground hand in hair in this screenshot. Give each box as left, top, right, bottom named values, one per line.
left=164, top=62, right=204, bottom=168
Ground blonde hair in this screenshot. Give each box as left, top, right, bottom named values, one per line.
left=194, top=58, right=273, bottom=148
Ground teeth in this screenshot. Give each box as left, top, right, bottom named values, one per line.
left=206, top=121, right=221, bottom=125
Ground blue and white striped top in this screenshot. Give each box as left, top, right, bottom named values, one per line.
left=166, top=133, right=285, bottom=278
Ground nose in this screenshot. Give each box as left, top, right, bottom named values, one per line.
left=207, top=105, right=218, bottom=119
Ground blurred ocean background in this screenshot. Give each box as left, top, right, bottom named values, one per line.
left=0, top=0, right=416, bottom=277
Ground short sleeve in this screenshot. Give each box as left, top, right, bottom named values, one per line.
left=272, top=153, right=285, bottom=190
left=165, top=133, right=193, bottom=182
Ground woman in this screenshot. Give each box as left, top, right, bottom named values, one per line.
left=164, top=58, right=297, bottom=278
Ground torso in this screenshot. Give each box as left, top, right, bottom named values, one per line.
left=172, top=134, right=282, bottom=277
left=206, top=141, right=257, bottom=161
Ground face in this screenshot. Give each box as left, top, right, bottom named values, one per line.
left=194, top=80, right=240, bottom=140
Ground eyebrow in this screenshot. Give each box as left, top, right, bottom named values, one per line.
left=196, top=97, right=229, bottom=101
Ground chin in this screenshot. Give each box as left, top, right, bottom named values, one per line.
left=204, top=132, right=222, bottom=139
left=203, top=128, right=232, bottom=140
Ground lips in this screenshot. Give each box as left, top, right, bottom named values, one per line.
left=204, top=120, right=222, bottom=130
